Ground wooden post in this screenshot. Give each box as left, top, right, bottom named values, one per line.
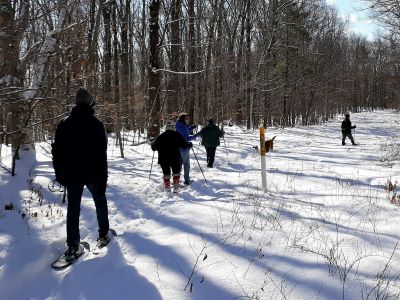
left=259, top=126, right=267, bottom=192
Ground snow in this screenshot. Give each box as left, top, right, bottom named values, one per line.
left=1, top=110, right=400, bottom=299
left=0, top=75, right=19, bottom=86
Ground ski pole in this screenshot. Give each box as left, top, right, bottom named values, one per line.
left=149, top=151, right=155, bottom=179
left=191, top=148, right=207, bottom=185
left=222, top=135, right=230, bottom=165
left=62, top=187, right=66, bottom=204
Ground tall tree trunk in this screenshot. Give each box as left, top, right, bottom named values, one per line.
left=214, top=0, right=223, bottom=121
left=0, top=0, right=22, bottom=161
left=112, top=2, right=124, bottom=157
left=102, top=0, right=112, bottom=131
left=121, top=0, right=133, bottom=132
left=245, top=0, right=252, bottom=129
left=236, top=1, right=246, bottom=124
left=168, top=0, right=181, bottom=114
left=187, top=0, right=197, bottom=122
left=202, top=0, right=218, bottom=118
left=147, top=0, right=161, bottom=138
left=87, top=0, right=101, bottom=90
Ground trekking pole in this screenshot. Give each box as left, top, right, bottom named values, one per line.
left=62, top=188, right=67, bottom=204
left=149, top=151, right=155, bottom=179
left=222, top=135, right=230, bottom=165
left=191, top=148, right=208, bottom=185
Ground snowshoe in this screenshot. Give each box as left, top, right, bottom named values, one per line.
left=52, top=243, right=88, bottom=270
left=93, top=229, right=117, bottom=255
left=96, top=229, right=117, bottom=249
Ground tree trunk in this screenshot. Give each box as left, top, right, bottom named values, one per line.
left=102, top=0, right=112, bottom=131
left=112, top=2, right=124, bottom=158
left=147, top=0, right=161, bottom=138
left=168, top=0, right=181, bottom=114
left=187, top=0, right=197, bottom=122
left=0, top=1, right=21, bottom=159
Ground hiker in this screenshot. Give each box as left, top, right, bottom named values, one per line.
left=175, top=113, right=199, bottom=185
left=341, top=113, right=357, bottom=145
left=199, top=118, right=224, bottom=168
left=52, top=88, right=112, bottom=261
left=151, top=120, right=192, bottom=193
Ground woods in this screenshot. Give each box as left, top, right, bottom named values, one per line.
left=1, top=0, right=400, bottom=149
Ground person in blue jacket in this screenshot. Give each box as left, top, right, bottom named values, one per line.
left=175, top=113, right=199, bottom=185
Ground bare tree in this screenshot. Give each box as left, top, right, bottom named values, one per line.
left=147, top=0, right=161, bottom=138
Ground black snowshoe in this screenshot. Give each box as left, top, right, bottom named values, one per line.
left=52, top=243, right=88, bottom=270
left=92, top=229, right=118, bottom=254
left=96, top=229, right=116, bottom=249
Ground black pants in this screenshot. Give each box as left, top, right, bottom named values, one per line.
left=66, top=183, right=109, bottom=248
left=205, top=147, right=217, bottom=167
left=342, top=132, right=355, bottom=145
left=160, top=160, right=181, bottom=176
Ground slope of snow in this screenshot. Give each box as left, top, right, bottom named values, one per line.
left=1, top=110, right=400, bottom=299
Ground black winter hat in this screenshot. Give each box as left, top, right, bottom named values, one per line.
left=75, top=88, right=93, bottom=106
left=178, top=113, right=188, bottom=122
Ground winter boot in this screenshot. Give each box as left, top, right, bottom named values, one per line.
left=184, top=180, right=193, bottom=186
left=173, top=174, right=180, bottom=194
left=163, top=175, right=171, bottom=192
left=64, top=244, right=84, bottom=262
left=96, top=230, right=114, bottom=248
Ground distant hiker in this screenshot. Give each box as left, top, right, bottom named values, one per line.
left=199, top=118, right=224, bottom=168
left=151, top=120, right=192, bottom=193
left=52, top=88, right=112, bottom=261
left=175, top=113, right=199, bottom=185
left=341, top=113, right=357, bottom=146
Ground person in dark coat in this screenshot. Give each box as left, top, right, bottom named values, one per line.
left=52, top=88, right=111, bottom=260
left=151, top=120, right=192, bottom=193
left=175, top=113, right=199, bottom=185
left=341, top=113, right=357, bottom=146
left=199, top=119, right=224, bottom=168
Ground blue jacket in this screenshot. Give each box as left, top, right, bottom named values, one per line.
left=175, top=120, right=197, bottom=152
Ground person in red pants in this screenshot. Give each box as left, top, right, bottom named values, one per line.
left=151, top=120, right=192, bottom=193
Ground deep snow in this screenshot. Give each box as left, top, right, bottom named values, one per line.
left=1, top=110, right=400, bottom=300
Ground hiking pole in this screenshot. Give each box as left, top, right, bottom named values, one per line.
left=62, top=187, right=67, bottom=204
left=222, top=135, right=230, bottom=165
left=191, top=148, right=207, bottom=185
left=149, top=151, right=155, bottom=179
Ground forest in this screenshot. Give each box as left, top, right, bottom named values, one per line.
left=1, top=0, right=400, bottom=160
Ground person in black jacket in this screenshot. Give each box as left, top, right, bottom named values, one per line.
left=341, top=113, right=357, bottom=146
left=151, top=120, right=192, bottom=193
left=52, top=88, right=111, bottom=260
left=199, top=119, right=224, bottom=168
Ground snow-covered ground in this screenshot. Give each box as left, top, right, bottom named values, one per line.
left=1, top=110, right=400, bottom=300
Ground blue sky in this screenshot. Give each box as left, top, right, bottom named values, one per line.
left=325, top=0, right=380, bottom=40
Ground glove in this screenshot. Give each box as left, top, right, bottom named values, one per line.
left=353, top=125, right=356, bottom=129
left=187, top=142, right=193, bottom=149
